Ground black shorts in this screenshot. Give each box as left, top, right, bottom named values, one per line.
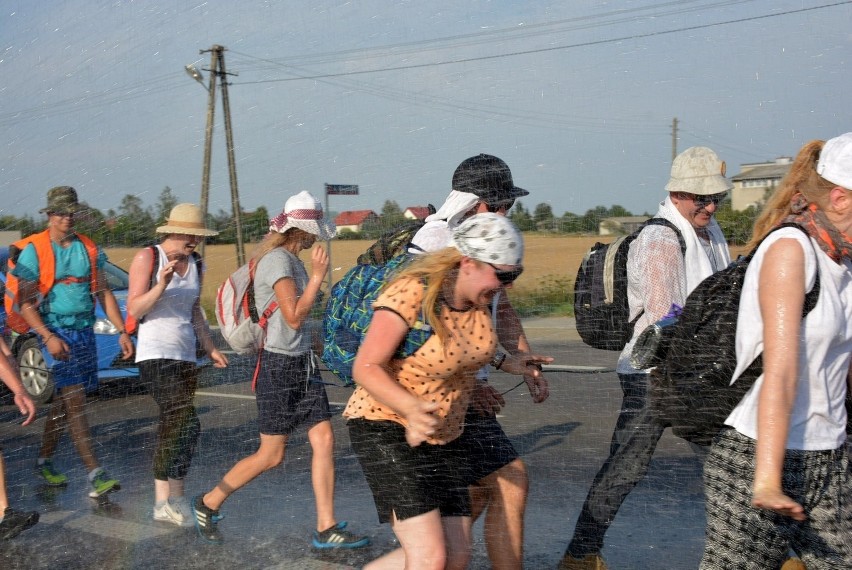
left=255, top=351, right=331, bottom=436
left=347, top=418, right=471, bottom=524
left=446, top=410, right=520, bottom=486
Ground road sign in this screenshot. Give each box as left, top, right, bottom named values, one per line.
left=325, top=184, right=359, bottom=195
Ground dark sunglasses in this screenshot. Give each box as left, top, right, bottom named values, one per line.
left=486, top=262, right=524, bottom=285
left=485, top=199, right=515, bottom=213
left=687, top=192, right=727, bottom=208
left=48, top=211, right=75, bottom=218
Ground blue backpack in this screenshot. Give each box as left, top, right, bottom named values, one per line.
left=321, top=254, right=432, bottom=386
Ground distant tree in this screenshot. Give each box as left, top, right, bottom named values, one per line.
left=380, top=200, right=406, bottom=230
left=558, top=211, right=584, bottom=233
left=533, top=203, right=556, bottom=231
left=509, top=201, right=535, bottom=231
left=242, top=206, right=270, bottom=244
left=155, top=186, right=179, bottom=225
left=714, top=201, right=760, bottom=245
left=113, top=194, right=155, bottom=245
left=608, top=204, right=632, bottom=217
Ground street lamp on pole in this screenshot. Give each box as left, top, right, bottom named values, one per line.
left=185, top=46, right=245, bottom=267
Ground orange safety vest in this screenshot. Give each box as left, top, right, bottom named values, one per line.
left=4, top=230, right=98, bottom=334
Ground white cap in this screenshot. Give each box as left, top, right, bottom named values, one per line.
left=816, top=133, right=852, bottom=189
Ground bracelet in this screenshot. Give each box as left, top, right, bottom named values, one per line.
left=490, top=351, right=507, bottom=370
left=44, top=333, right=56, bottom=344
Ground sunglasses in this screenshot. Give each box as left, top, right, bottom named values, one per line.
left=49, top=211, right=75, bottom=218
left=485, top=199, right=515, bottom=213
left=687, top=192, right=727, bottom=208
left=486, top=262, right=524, bottom=285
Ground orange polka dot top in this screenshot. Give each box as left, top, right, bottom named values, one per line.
left=343, top=276, right=497, bottom=444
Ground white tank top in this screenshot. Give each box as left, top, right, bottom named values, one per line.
left=135, top=245, right=201, bottom=363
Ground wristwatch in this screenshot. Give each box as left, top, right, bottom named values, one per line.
left=490, top=351, right=506, bottom=370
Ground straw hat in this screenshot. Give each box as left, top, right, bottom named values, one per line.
left=156, top=203, right=218, bottom=236
left=268, top=191, right=336, bottom=241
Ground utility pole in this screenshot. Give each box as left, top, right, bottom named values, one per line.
left=192, top=44, right=245, bottom=266
left=671, top=117, right=679, bottom=162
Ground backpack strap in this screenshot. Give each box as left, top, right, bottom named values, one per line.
left=642, top=218, right=686, bottom=255
left=625, top=218, right=686, bottom=330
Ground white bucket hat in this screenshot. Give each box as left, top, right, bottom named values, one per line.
left=156, top=203, right=219, bottom=236
left=665, top=147, right=733, bottom=196
left=816, top=132, right=852, bottom=190
left=451, top=212, right=524, bottom=266
left=269, top=191, right=336, bottom=240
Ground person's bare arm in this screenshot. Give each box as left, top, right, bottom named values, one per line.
left=0, top=338, right=36, bottom=425
left=352, top=308, right=439, bottom=447
left=752, top=238, right=806, bottom=521
left=277, top=246, right=328, bottom=331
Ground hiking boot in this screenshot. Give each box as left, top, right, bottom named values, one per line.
left=35, top=460, right=68, bottom=486
left=558, top=553, right=608, bottom=570
left=0, top=507, right=39, bottom=540
left=88, top=469, right=121, bottom=498
left=153, top=499, right=194, bottom=527
left=781, top=559, right=808, bottom=570
left=192, top=494, right=222, bottom=544
left=312, top=521, right=369, bottom=549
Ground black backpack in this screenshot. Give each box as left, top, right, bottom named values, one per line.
left=574, top=218, right=684, bottom=351
left=649, top=223, right=820, bottom=446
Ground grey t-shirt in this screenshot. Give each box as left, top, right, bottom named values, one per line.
left=253, top=248, right=309, bottom=355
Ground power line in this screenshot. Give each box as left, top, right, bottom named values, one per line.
left=235, top=1, right=852, bottom=85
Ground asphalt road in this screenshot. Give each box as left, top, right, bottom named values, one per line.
left=0, top=319, right=708, bottom=569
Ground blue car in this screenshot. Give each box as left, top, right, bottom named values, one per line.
left=0, top=246, right=138, bottom=404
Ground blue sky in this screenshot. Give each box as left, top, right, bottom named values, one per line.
left=2, top=0, right=851, bottom=221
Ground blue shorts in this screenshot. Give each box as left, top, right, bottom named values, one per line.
left=46, top=328, right=98, bottom=392
left=254, top=350, right=331, bottom=436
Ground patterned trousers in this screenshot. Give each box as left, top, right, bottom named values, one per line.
left=701, top=429, right=852, bottom=570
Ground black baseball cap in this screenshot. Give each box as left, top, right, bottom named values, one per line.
left=451, top=154, right=530, bottom=205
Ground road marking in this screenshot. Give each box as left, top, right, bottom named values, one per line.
left=64, top=514, right=173, bottom=540
left=195, top=390, right=256, bottom=400
left=543, top=364, right=614, bottom=373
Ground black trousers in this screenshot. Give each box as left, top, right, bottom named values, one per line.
left=141, top=359, right=201, bottom=481
left=567, top=372, right=667, bottom=557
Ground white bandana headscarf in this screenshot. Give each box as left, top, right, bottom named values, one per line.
left=450, top=213, right=524, bottom=266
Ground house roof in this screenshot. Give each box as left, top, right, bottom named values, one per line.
left=334, top=210, right=376, bottom=226
left=731, top=161, right=792, bottom=182
left=404, top=206, right=432, bottom=220
left=603, top=216, right=649, bottom=224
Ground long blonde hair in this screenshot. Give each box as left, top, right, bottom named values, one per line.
left=390, top=248, right=464, bottom=343
left=747, top=140, right=835, bottom=250
left=251, top=229, right=304, bottom=263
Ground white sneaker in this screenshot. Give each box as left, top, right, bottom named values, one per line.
left=170, top=496, right=195, bottom=525
left=153, top=499, right=194, bottom=527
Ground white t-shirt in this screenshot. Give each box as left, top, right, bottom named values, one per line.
left=726, top=227, right=852, bottom=450
left=136, top=245, right=200, bottom=363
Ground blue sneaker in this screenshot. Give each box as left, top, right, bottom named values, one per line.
left=312, top=521, right=369, bottom=549
left=192, top=495, right=223, bottom=544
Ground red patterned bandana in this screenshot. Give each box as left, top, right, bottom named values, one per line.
left=783, top=196, right=852, bottom=263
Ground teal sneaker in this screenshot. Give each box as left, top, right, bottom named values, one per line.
left=88, top=469, right=121, bottom=498
left=312, top=521, right=369, bottom=549
left=35, top=460, right=68, bottom=486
